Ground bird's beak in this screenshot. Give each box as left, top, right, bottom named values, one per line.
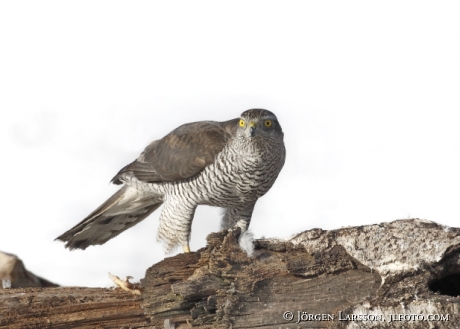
left=249, top=121, right=256, bottom=137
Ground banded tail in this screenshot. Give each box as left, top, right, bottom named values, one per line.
left=56, top=186, right=162, bottom=250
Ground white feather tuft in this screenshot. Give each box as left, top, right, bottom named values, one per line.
left=2, top=278, right=11, bottom=289
left=239, top=230, right=254, bottom=256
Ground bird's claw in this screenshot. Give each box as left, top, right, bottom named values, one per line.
left=108, top=272, right=142, bottom=295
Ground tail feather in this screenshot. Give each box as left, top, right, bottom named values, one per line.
left=56, top=186, right=162, bottom=250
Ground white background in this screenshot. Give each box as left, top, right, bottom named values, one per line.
left=1, top=1, right=459, bottom=287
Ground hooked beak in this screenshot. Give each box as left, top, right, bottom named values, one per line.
left=248, top=121, right=256, bottom=137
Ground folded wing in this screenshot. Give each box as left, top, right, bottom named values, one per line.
left=111, top=119, right=238, bottom=184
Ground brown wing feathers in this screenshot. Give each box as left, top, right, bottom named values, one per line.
left=112, top=120, right=237, bottom=184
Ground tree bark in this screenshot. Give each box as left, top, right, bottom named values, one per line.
left=0, top=286, right=146, bottom=329
left=1, top=219, right=460, bottom=328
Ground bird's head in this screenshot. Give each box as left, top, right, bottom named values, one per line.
left=237, top=109, right=283, bottom=140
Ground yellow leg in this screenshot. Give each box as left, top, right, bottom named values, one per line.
left=182, top=245, right=190, bottom=253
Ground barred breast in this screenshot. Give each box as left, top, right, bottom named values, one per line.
left=153, top=134, right=285, bottom=208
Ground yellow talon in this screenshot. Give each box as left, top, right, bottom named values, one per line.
left=182, top=245, right=190, bottom=253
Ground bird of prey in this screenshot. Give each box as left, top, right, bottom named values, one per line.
left=56, top=109, right=285, bottom=253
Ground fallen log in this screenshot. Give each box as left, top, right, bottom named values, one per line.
left=1, top=219, right=459, bottom=328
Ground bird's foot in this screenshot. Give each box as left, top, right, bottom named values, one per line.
left=182, top=244, right=191, bottom=253
left=108, top=272, right=142, bottom=295
left=228, top=226, right=242, bottom=236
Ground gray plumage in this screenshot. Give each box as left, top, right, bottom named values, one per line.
left=56, top=109, right=286, bottom=253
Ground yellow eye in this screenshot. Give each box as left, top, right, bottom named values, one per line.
left=264, top=120, right=272, bottom=128
left=239, top=119, right=245, bottom=127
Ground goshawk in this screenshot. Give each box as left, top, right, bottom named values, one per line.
left=56, top=109, right=286, bottom=253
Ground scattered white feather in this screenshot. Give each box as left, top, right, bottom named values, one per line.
left=239, top=230, right=254, bottom=256
left=2, top=278, right=11, bottom=289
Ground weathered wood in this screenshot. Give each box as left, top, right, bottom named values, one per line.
left=2, top=219, right=460, bottom=328
left=142, top=229, right=381, bottom=328
left=141, top=220, right=460, bottom=328
left=0, top=287, right=147, bottom=329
